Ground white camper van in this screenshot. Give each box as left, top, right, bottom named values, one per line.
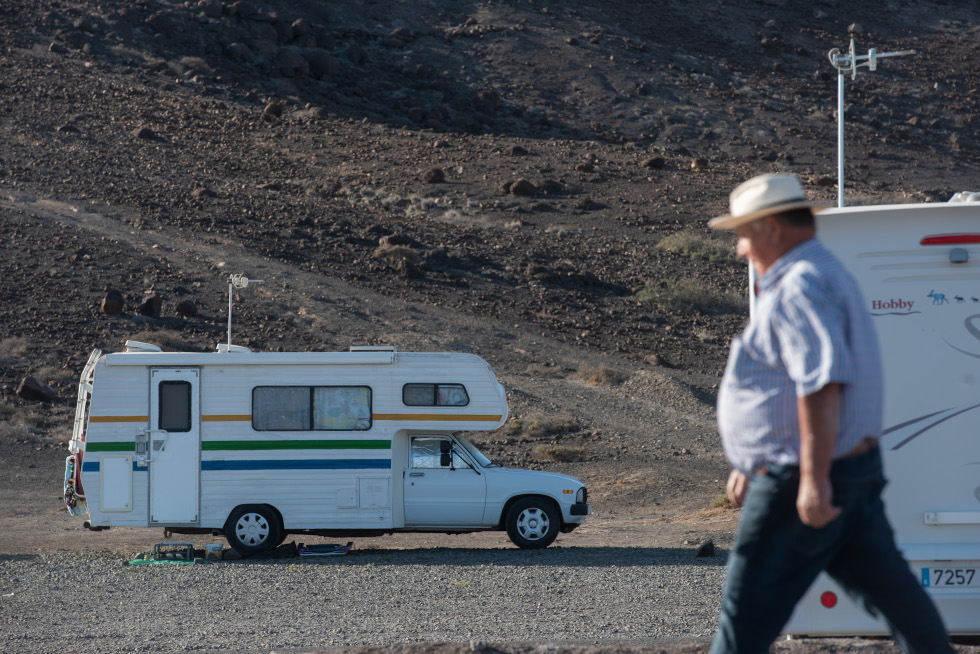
left=783, top=194, right=980, bottom=635
left=64, top=343, right=591, bottom=555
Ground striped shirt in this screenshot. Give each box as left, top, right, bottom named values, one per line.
left=717, top=238, right=883, bottom=474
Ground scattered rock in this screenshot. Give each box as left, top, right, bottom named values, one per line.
left=422, top=168, right=446, bottom=183
left=138, top=292, right=163, bottom=318
left=506, top=145, right=529, bottom=156
left=279, top=49, right=310, bottom=78
left=263, top=102, right=283, bottom=119
left=507, top=179, right=536, bottom=196
left=305, top=50, right=338, bottom=78
left=695, top=539, right=715, bottom=558
left=690, top=158, right=708, bottom=170
left=16, top=377, right=58, bottom=402
left=575, top=162, right=595, bottom=173
left=131, top=126, right=157, bottom=140
left=174, top=300, right=198, bottom=317
left=101, top=290, right=125, bottom=315
left=641, top=156, right=666, bottom=169
left=644, top=354, right=662, bottom=366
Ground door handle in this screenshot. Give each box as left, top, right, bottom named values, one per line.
left=409, top=472, right=425, bottom=477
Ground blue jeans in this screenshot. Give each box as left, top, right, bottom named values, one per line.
left=711, top=446, right=952, bottom=654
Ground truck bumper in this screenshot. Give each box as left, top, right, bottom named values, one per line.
left=570, top=502, right=591, bottom=516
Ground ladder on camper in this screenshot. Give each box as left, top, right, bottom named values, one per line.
left=69, top=349, right=101, bottom=454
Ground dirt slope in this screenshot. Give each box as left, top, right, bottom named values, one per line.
left=1, top=1, right=979, bottom=650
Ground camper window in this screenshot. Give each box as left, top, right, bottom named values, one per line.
left=159, top=381, right=191, bottom=432
left=403, top=383, right=469, bottom=407
left=252, top=386, right=372, bottom=431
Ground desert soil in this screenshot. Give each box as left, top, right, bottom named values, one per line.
left=1, top=1, right=979, bottom=652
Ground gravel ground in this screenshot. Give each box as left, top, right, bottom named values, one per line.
left=0, top=547, right=725, bottom=653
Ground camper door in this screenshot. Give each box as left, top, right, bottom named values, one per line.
left=148, top=368, right=200, bottom=524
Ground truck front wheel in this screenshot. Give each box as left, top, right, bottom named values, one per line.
left=225, top=505, right=281, bottom=556
left=505, top=497, right=559, bottom=549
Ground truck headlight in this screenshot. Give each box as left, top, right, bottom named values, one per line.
left=576, top=487, right=587, bottom=504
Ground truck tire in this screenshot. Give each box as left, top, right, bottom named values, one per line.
left=225, top=505, right=281, bottom=556
left=505, top=497, right=559, bottom=549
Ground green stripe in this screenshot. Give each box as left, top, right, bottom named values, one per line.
left=85, top=442, right=136, bottom=452
left=202, top=440, right=391, bottom=451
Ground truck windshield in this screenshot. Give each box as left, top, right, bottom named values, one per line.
left=455, top=435, right=497, bottom=467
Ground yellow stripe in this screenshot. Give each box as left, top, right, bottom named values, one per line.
left=202, top=414, right=252, bottom=422
left=373, top=413, right=502, bottom=422
left=89, top=415, right=148, bottom=423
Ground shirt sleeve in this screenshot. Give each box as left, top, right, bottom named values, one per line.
left=771, top=275, right=855, bottom=397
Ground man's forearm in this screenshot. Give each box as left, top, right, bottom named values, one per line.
left=796, top=382, right=842, bottom=527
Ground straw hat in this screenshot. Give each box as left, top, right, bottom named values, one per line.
left=709, top=173, right=820, bottom=230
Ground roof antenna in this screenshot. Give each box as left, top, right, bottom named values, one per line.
left=225, top=273, right=263, bottom=350
left=828, top=39, right=915, bottom=207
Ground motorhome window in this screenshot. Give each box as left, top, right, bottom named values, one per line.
left=313, top=386, right=372, bottom=430
left=158, top=381, right=191, bottom=432
left=252, top=386, right=372, bottom=431
left=403, top=383, right=469, bottom=407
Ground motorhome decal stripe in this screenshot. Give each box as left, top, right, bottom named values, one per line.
left=373, top=413, right=502, bottom=422
left=202, top=414, right=251, bottom=422
left=202, top=440, right=390, bottom=451
left=89, top=415, right=148, bottom=423
left=85, top=442, right=136, bottom=452
left=82, top=461, right=144, bottom=472
left=201, top=459, right=390, bottom=471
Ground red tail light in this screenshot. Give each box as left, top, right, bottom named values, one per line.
left=820, top=591, right=838, bottom=609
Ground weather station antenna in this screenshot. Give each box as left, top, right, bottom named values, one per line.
left=828, top=38, right=915, bottom=207
left=225, top=273, right=263, bottom=349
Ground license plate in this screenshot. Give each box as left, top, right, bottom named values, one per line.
left=921, top=567, right=980, bottom=588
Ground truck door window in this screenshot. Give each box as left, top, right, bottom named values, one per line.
left=411, top=437, right=471, bottom=469
left=158, top=381, right=191, bottom=432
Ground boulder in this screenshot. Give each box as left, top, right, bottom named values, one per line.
left=101, top=290, right=125, bottom=315
left=138, top=292, right=162, bottom=318
left=16, top=376, right=58, bottom=402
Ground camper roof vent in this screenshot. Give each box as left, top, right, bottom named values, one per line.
left=124, top=340, right=162, bottom=353
left=349, top=345, right=397, bottom=353
left=216, top=343, right=252, bottom=354
left=949, top=191, right=980, bottom=203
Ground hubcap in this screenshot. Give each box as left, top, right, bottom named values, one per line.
left=236, top=512, right=270, bottom=546
left=516, top=507, right=550, bottom=541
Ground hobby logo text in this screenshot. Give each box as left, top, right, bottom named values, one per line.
left=871, top=299, right=914, bottom=311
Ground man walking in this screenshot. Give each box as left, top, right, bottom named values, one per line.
left=708, top=173, right=953, bottom=653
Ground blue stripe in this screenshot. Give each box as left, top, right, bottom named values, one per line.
left=82, top=462, right=145, bottom=472
left=83, top=459, right=392, bottom=472
left=202, top=459, right=391, bottom=471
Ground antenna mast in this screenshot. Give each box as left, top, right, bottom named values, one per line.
left=828, top=39, right=915, bottom=207
left=226, top=273, right=263, bottom=348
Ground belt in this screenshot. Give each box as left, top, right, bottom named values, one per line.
left=753, top=437, right=878, bottom=476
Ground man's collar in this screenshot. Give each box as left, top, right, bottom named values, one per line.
left=756, top=237, right=819, bottom=293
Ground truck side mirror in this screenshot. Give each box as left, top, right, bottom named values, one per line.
left=439, top=440, right=452, bottom=468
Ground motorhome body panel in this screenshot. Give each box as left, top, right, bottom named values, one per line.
left=784, top=201, right=980, bottom=635
left=79, top=350, right=509, bottom=533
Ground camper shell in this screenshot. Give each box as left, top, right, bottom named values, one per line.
left=783, top=195, right=980, bottom=635
left=64, top=343, right=590, bottom=554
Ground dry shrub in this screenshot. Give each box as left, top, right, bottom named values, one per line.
left=636, top=279, right=747, bottom=315
left=504, top=414, right=581, bottom=439
left=524, top=363, right=566, bottom=378
left=575, top=365, right=625, bottom=386
left=657, top=230, right=738, bottom=265
left=709, top=494, right=732, bottom=510
left=0, top=404, right=43, bottom=440
left=533, top=444, right=587, bottom=462
left=0, top=336, right=28, bottom=366
left=373, top=244, right=420, bottom=265
left=126, top=329, right=196, bottom=352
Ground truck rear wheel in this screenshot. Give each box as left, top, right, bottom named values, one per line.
left=505, top=497, right=559, bottom=549
left=225, top=505, right=281, bottom=556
